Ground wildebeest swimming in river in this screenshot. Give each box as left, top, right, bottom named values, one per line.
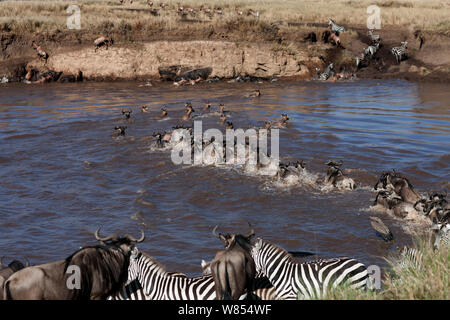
left=3, top=228, right=145, bottom=300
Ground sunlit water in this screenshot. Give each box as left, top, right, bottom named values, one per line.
left=0, top=80, right=449, bottom=275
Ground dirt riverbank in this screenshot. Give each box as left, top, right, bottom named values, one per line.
left=1, top=23, right=449, bottom=83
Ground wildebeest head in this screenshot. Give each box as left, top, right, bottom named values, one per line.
left=208, top=226, right=256, bottom=299
left=114, top=126, right=127, bottom=136
left=94, top=227, right=145, bottom=255
left=0, top=258, right=26, bottom=279
left=212, top=226, right=255, bottom=251
left=122, top=109, right=132, bottom=119
left=325, top=160, right=343, bottom=183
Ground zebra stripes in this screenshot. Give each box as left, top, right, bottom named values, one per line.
left=432, top=221, right=450, bottom=249
left=108, top=279, right=147, bottom=300
left=328, top=19, right=345, bottom=35
left=251, top=238, right=368, bottom=300
left=319, top=63, right=335, bottom=81
left=391, top=41, right=408, bottom=64
left=125, top=251, right=216, bottom=300
left=111, top=249, right=281, bottom=300
left=368, top=29, right=381, bottom=43
left=398, top=246, right=423, bottom=270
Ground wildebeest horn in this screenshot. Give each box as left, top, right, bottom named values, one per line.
left=212, top=225, right=220, bottom=238
left=125, top=230, right=145, bottom=243
left=95, top=227, right=118, bottom=242
left=212, top=225, right=229, bottom=244
left=246, top=222, right=255, bottom=238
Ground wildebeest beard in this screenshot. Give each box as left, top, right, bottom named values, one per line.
left=63, top=244, right=130, bottom=299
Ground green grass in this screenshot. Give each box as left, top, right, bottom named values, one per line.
left=316, top=237, right=449, bottom=300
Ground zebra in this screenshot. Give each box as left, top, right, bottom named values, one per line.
left=365, top=42, right=380, bottom=58
left=108, top=279, right=147, bottom=300
left=112, top=248, right=281, bottom=300
left=319, top=63, right=335, bottom=81
left=396, top=246, right=423, bottom=270
left=368, top=29, right=381, bottom=44
left=328, top=19, right=345, bottom=35
left=123, top=249, right=216, bottom=300
left=250, top=238, right=368, bottom=300
left=391, top=41, right=408, bottom=64
left=432, top=220, right=450, bottom=250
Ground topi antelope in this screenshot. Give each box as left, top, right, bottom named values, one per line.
left=94, top=36, right=114, bottom=52
left=32, top=41, right=49, bottom=64
left=247, top=9, right=259, bottom=17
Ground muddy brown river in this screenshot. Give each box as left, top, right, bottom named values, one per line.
left=0, top=80, right=449, bottom=275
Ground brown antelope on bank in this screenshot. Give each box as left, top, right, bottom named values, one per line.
left=94, top=36, right=114, bottom=52
left=32, top=41, right=49, bottom=64
left=328, top=32, right=342, bottom=48
left=247, top=9, right=260, bottom=17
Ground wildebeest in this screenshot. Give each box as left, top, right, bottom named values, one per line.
left=3, top=228, right=144, bottom=300
left=276, top=160, right=306, bottom=183
left=113, top=126, right=127, bottom=137
left=374, top=171, right=421, bottom=204
left=373, top=189, right=419, bottom=218
left=94, top=36, right=114, bottom=52
left=0, top=258, right=27, bottom=300
left=122, top=109, right=132, bottom=119
left=202, top=226, right=256, bottom=300
left=272, top=114, right=289, bottom=128
left=324, top=160, right=355, bottom=190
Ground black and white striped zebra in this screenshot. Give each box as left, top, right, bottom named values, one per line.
left=250, top=238, right=368, bottom=300
left=397, top=246, right=423, bottom=270
left=391, top=41, right=408, bottom=64
left=365, top=42, right=380, bottom=58
left=111, top=248, right=281, bottom=300
left=122, top=249, right=217, bottom=300
left=108, top=279, right=147, bottom=300
left=328, top=19, right=345, bottom=35
left=368, top=29, right=381, bottom=44
left=432, top=221, right=450, bottom=249
left=319, top=63, right=335, bottom=81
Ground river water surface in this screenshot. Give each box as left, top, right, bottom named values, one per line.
left=0, top=80, right=449, bottom=275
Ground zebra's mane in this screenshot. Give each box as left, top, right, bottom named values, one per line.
left=139, top=251, right=212, bottom=280
left=261, top=239, right=295, bottom=263
left=260, top=239, right=351, bottom=267
left=140, top=251, right=186, bottom=277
